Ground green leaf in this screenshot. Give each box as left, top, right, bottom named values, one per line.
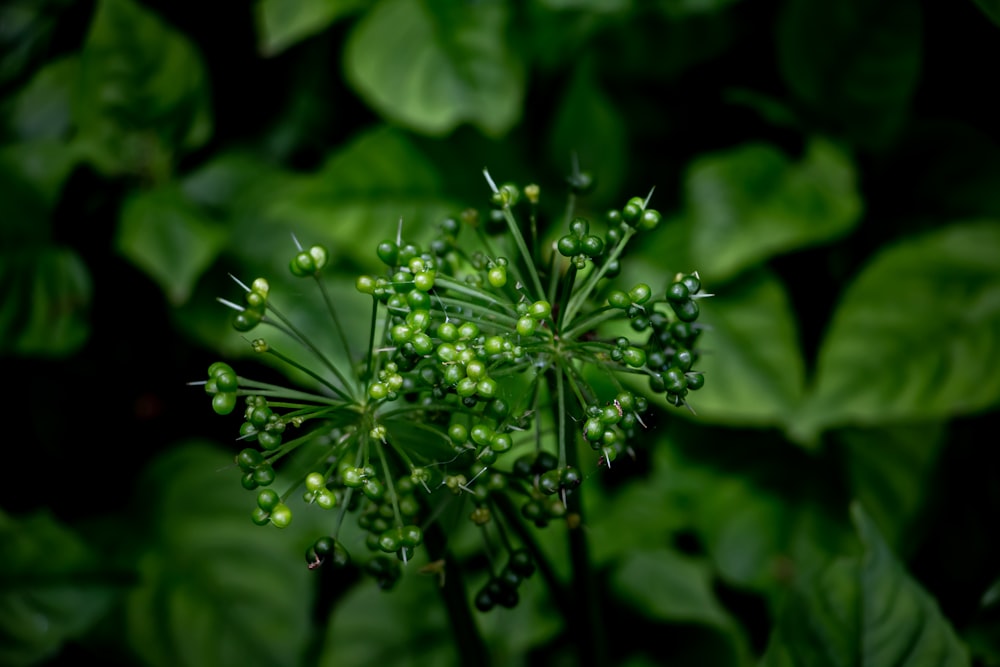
left=74, top=0, right=212, bottom=177
left=547, top=58, right=628, bottom=206
left=0, top=510, right=116, bottom=667
left=0, top=0, right=67, bottom=87
left=126, top=442, right=318, bottom=667
left=612, top=548, right=745, bottom=643
left=679, top=137, right=862, bottom=282
left=255, top=0, right=364, bottom=56
left=252, top=126, right=457, bottom=269
left=663, top=268, right=806, bottom=429
left=972, top=0, right=1000, bottom=27
left=116, top=185, right=229, bottom=305
left=656, top=0, right=744, bottom=18
left=0, top=245, right=91, bottom=358
left=762, top=503, right=971, bottom=667
left=790, top=221, right=1000, bottom=442
left=4, top=55, right=78, bottom=140
left=836, top=423, right=947, bottom=552
left=318, top=568, right=457, bottom=667
left=344, top=0, right=525, bottom=137
left=776, top=0, right=922, bottom=150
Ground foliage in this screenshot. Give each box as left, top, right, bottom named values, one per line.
left=3, top=0, right=1000, bottom=666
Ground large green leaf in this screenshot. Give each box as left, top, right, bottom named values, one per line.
left=4, top=55, right=77, bottom=141
left=74, top=0, right=212, bottom=177
left=0, top=245, right=91, bottom=358
left=0, top=510, right=116, bottom=666
left=677, top=137, right=861, bottom=282
left=761, top=503, right=971, bottom=667
left=790, top=221, right=1000, bottom=443
left=611, top=548, right=750, bottom=663
left=126, top=442, right=320, bottom=667
left=344, top=0, right=525, bottom=137
left=0, top=0, right=70, bottom=87
left=251, top=126, right=458, bottom=269
left=255, top=0, right=364, bottom=55
left=117, top=185, right=229, bottom=305
left=661, top=267, right=806, bottom=429
left=319, top=554, right=560, bottom=666
left=776, top=0, right=922, bottom=150
left=547, top=59, right=628, bottom=206
left=621, top=433, right=852, bottom=603
left=318, top=567, right=457, bottom=667
left=836, top=423, right=947, bottom=553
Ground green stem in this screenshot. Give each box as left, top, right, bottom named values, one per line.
left=314, top=277, right=356, bottom=382
left=492, top=493, right=571, bottom=617
left=555, top=377, right=607, bottom=667
left=562, top=227, right=636, bottom=327
left=423, top=521, right=491, bottom=666
left=263, top=304, right=357, bottom=400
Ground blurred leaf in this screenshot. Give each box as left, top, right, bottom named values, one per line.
left=0, top=140, right=75, bottom=226
left=836, top=423, right=947, bottom=552
left=790, top=221, right=1000, bottom=442
left=537, top=0, right=628, bottom=10
left=0, top=510, right=116, bottom=667
left=548, top=58, right=628, bottom=206
left=679, top=137, right=862, bottom=282
left=0, top=245, right=91, bottom=358
left=252, top=125, right=458, bottom=269
left=74, top=0, right=212, bottom=177
left=117, top=185, right=229, bottom=305
left=0, top=0, right=71, bottom=87
left=761, top=503, right=971, bottom=667
left=172, top=130, right=458, bottom=363
left=663, top=268, right=806, bottom=429
left=634, top=433, right=854, bottom=603
left=255, top=0, right=364, bottom=56
left=319, top=569, right=457, bottom=667
left=656, top=0, right=744, bottom=18
left=585, top=460, right=688, bottom=565
left=612, top=547, right=750, bottom=663
left=127, top=442, right=318, bottom=667
left=4, top=55, right=77, bottom=140
left=776, top=0, right=922, bottom=150
left=971, top=0, right=1000, bottom=28
left=0, top=140, right=77, bottom=206
left=344, top=0, right=525, bottom=137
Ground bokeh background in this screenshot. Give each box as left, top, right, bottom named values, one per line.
left=3, top=0, right=1000, bottom=665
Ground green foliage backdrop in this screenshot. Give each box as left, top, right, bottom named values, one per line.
left=2, top=0, right=999, bottom=665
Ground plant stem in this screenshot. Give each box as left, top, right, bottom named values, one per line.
left=424, top=521, right=491, bottom=666
left=560, top=401, right=607, bottom=667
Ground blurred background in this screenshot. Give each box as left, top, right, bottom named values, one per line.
left=2, top=0, right=999, bottom=665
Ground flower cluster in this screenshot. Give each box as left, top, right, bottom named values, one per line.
left=197, top=170, right=710, bottom=605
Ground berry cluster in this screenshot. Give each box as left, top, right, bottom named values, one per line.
left=196, top=169, right=710, bottom=607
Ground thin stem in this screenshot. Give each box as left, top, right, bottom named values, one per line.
left=314, top=277, right=355, bottom=380
left=260, top=347, right=352, bottom=402
left=483, top=169, right=546, bottom=300
left=560, top=306, right=627, bottom=341
left=492, top=494, right=572, bottom=617
left=236, top=377, right=348, bottom=405
left=364, top=296, right=379, bottom=381
left=562, top=227, right=636, bottom=327
left=263, top=302, right=357, bottom=399
left=554, top=367, right=568, bottom=469
left=560, top=408, right=607, bottom=667
left=423, top=521, right=491, bottom=666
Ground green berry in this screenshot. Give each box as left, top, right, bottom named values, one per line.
left=212, top=392, right=237, bottom=415
left=270, top=503, right=292, bottom=528
left=557, top=235, right=580, bottom=257
left=376, top=240, right=399, bottom=266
